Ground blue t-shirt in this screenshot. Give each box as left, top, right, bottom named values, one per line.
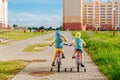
left=75, top=38, right=84, bottom=50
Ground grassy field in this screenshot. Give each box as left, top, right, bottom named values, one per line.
left=23, top=43, right=50, bottom=52
left=0, top=30, right=53, bottom=41
left=0, top=60, right=29, bottom=80
left=71, top=31, right=120, bottom=80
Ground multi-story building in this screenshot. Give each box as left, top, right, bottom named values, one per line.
left=63, top=0, right=120, bottom=30
left=119, top=0, right=120, bottom=29
left=83, top=0, right=120, bottom=30
left=63, top=0, right=83, bottom=30
left=0, top=0, right=8, bottom=29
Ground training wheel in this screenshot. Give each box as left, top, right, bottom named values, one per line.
left=65, top=68, right=67, bottom=72
left=70, top=68, right=72, bottom=72
left=84, top=68, right=86, bottom=72
left=50, top=68, right=53, bottom=71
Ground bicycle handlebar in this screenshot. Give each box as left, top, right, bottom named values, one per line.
left=50, top=43, right=70, bottom=47
left=63, top=43, right=69, bottom=46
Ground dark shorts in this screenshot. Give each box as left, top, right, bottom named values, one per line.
left=75, top=49, right=82, bottom=53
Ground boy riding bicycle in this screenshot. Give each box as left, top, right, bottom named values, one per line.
left=50, top=30, right=68, bottom=66
left=70, top=32, right=86, bottom=67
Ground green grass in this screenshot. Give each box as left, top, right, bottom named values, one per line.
left=44, top=36, right=54, bottom=41
left=0, top=42, right=9, bottom=45
left=0, top=30, right=53, bottom=41
left=23, top=43, right=50, bottom=52
left=71, top=31, right=120, bottom=80
left=0, top=60, right=29, bottom=80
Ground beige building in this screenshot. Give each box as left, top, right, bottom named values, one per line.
left=83, top=0, right=120, bottom=30
left=0, top=0, right=8, bottom=29
left=63, top=0, right=83, bottom=30
left=63, top=0, right=120, bottom=30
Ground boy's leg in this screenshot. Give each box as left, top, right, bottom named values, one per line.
left=80, top=53, right=82, bottom=62
left=61, top=49, right=65, bottom=59
left=80, top=53, right=85, bottom=67
left=52, top=49, right=57, bottom=66
left=72, top=49, right=76, bottom=59
left=62, top=53, right=65, bottom=59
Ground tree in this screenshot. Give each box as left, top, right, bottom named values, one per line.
left=56, top=25, right=63, bottom=30
left=13, top=24, right=18, bottom=28
left=40, top=26, right=45, bottom=30
left=28, top=27, right=32, bottom=30
left=12, top=24, right=18, bottom=30
left=48, top=26, right=53, bottom=30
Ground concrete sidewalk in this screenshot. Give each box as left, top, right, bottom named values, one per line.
left=0, top=32, right=55, bottom=61
left=9, top=31, right=107, bottom=80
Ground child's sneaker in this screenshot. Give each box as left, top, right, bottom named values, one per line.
left=81, top=63, right=85, bottom=67
left=51, top=62, right=55, bottom=66
left=72, top=55, right=75, bottom=59
left=62, top=54, right=65, bottom=59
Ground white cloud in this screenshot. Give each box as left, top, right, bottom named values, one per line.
left=8, top=11, right=62, bottom=28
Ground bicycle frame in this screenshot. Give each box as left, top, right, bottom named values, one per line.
left=76, top=50, right=82, bottom=72
left=76, top=51, right=81, bottom=64
left=56, top=52, right=62, bottom=72
left=56, top=52, right=61, bottom=64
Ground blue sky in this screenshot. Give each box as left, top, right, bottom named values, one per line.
left=8, top=0, right=109, bottom=28
left=8, top=0, right=62, bottom=28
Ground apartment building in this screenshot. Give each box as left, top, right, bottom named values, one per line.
left=63, top=0, right=120, bottom=30
left=0, top=0, right=8, bottom=29
left=83, top=0, right=120, bottom=30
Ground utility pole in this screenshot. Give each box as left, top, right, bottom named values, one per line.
left=113, top=8, right=116, bottom=36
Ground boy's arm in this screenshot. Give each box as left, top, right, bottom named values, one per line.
left=61, top=35, right=68, bottom=42
left=50, top=39, right=55, bottom=46
left=82, top=40, right=87, bottom=46
left=69, top=40, right=75, bottom=46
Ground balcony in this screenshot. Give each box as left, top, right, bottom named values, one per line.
left=107, top=11, right=112, bottom=12
left=107, top=5, right=112, bottom=7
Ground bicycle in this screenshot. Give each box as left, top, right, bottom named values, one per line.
left=69, top=44, right=86, bottom=72
left=50, top=43, right=68, bottom=72
left=69, top=50, right=86, bottom=72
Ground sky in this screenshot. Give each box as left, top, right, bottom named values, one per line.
left=8, top=0, right=62, bottom=28
left=8, top=0, right=109, bottom=28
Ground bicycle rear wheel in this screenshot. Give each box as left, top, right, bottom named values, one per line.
left=77, top=63, right=80, bottom=72
left=58, top=62, right=60, bottom=72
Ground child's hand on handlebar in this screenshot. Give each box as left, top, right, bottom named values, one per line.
left=63, top=43, right=68, bottom=46
left=50, top=44, right=53, bottom=47
left=69, top=43, right=72, bottom=46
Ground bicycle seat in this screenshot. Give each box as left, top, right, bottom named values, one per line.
left=57, top=51, right=62, bottom=53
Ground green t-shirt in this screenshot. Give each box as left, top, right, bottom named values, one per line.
left=55, top=37, right=63, bottom=48
left=75, top=38, right=84, bottom=50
